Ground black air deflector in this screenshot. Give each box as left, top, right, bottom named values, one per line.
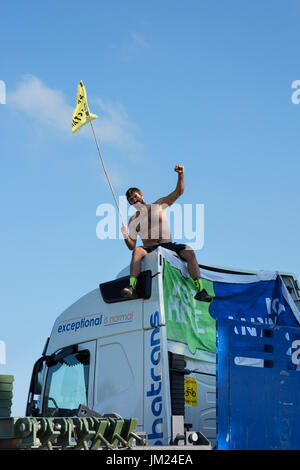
left=99, top=270, right=152, bottom=303
left=168, top=352, right=186, bottom=416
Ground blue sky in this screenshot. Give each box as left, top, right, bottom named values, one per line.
left=1, top=0, right=300, bottom=415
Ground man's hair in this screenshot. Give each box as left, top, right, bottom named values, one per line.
left=126, top=187, right=142, bottom=200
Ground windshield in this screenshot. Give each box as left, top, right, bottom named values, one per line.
left=42, top=350, right=90, bottom=417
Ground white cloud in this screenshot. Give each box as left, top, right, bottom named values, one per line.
left=8, top=75, right=72, bottom=132
left=130, top=31, right=150, bottom=50
left=112, top=30, right=150, bottom=62
left=93, top=97, right=138, bottom=150
left=8, top=75, right=139, bottom=151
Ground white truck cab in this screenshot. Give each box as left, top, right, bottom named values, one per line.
left=26, top=247, right=300, bottom=448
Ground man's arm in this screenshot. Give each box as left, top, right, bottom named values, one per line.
left=154, top=164, right=184, bottom=207
left=121, top=219, right=137, bottom=251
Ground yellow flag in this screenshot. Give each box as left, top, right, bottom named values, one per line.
left=72, top=81, right=98, bottom=134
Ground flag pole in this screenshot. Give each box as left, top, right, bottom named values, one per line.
left=72, top=81, right=125, bottom=229
left=88, top=115, right=125, bottom=227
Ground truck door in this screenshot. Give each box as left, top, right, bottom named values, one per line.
left=93, top=331, right=144, bottom=426
left=42, top=341, right=96, bottom=417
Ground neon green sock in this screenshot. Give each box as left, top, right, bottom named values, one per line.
left=130, top=276, right=137, bottom=289
left=193, top=278, right=203, bottom=292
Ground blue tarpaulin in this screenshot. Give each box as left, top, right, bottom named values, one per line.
left=209, top=274, right=299, bottom=327
left=161, top=248, right=300, bottom=360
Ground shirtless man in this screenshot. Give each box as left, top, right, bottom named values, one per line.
left=121, top=164, right=212, bottom=302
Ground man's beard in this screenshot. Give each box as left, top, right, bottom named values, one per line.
left=133, top=198, right=145, bottom=209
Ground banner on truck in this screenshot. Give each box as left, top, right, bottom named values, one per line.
left=162, top=249, right=300, bottom=359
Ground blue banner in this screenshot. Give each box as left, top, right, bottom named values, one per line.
left=161, top=248, right=300, bottom=331
left=209, top=275, right=299, bottom=327
left=161, top=248, right=300, bottom=359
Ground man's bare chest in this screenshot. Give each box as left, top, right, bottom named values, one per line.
left=132, top=205, right=163, bottom=232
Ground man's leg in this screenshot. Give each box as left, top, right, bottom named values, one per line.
left=130, top=246, right=148, bottom=277
left=178, top=247, right=212, bottom=303
left=122, top=246, right=148, bottom=299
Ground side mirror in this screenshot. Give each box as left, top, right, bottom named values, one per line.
left=33, top=358, right=45, bottom=394
left=26, top=356, right=45, bottom=416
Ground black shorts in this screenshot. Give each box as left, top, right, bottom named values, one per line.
left=143, top=242, right=187, bottom=257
